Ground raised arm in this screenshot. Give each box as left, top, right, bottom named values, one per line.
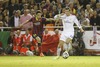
left=19, top=19, right=31, bottom=27
left=73, top=16, right=84, bottom=32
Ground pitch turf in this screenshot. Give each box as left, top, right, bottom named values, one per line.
left=0, top=56, right=100, bottom=67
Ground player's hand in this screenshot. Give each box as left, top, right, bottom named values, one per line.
left=19, top=24, right=23, bottom=28
left=81, top=29, right=84, bottom=33
left=80, top=28, right=84, bottom=33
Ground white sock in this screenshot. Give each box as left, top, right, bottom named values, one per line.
left=63, top=43, right=72, bottom=52
left=57, top=47, right=61, bottom=56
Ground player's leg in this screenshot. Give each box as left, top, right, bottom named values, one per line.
left=63, top=38, right=72, bottom=57
left=55, top=40, right=65, bottom=59
left=66, top=38, right=72, bottom=51
left=57, top=40, right=64, bottom=55
left=64, top=32, right=74, bottom=53
left=55, top=33, right=66, bottom=59
left=63, top=38, right=72, bottom=50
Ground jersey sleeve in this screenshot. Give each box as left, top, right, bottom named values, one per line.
left=54, top=14, right=66, bottom=20
left=73, top=16, right=82, bottom=29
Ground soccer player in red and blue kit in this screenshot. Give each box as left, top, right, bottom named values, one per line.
left=20, top=10, right=50, bottom=38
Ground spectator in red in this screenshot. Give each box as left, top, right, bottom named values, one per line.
left=30, top=37, right=38, bottom=55
left=20, top=29, right=33, bottom=55
left=13, top=30, right=23, bottom=55
left=49, top=29, right=60, bottom=55
left=41, top=29, right=60, bottom=56
left=41, top=29, right=52, bottom=55
left=42, top=29, right=51, bottom=44
left=28, top=29, right=39, bottom=55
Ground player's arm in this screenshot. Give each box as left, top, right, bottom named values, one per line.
left=19, top=19, right=31, bottom=27
left=45, top=13, right=63, bottom=22
left=74, top=16, right=84, bottom=32
left=80, top=28, right=84, bottom=32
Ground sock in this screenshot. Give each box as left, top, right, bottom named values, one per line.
left=63, top=43, right=72, bottom=52
left=57, top=47, right=61, bottom=56
left=63, top=43, right=68, bottom=54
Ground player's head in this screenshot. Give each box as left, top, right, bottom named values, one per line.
left=62, top=8, right=66, bottom=13
left=44, top=29, right=48, bottom=34
left=16, top=30, right=21, bottom=36
left=36, top=10, right=42, bottom=19
left=55, top=29, right=59, bottom=35
left=65, top=7, right=70, bottom=16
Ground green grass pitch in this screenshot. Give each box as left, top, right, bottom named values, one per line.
left=0, top=56, right=100, bottom=67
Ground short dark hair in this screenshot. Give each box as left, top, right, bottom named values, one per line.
left=36, top=10, right=41, bottom=14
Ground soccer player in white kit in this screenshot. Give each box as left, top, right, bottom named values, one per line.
left=55, top=7, right=84, bottom=59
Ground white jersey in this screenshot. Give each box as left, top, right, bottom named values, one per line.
left=61, top=14, right=81, bottom=33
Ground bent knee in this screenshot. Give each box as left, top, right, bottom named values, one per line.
left=58, top=40, right=65, bottom=47
left=66, top=38, right=72, bottom=44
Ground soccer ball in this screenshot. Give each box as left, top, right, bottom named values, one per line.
left=62, top=51, right=69, bottom=59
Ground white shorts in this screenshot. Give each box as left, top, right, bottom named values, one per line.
left=60, top=32, right=74, bottom=42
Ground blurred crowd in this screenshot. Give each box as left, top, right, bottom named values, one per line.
left=0, top=0, right=100, bottom=56
left=0, top=0, right=99, bottom=29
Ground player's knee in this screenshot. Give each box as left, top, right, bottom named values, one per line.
left=58, top=40, right=64, bottom=47
left=66, top=38, right=72, bottom=44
